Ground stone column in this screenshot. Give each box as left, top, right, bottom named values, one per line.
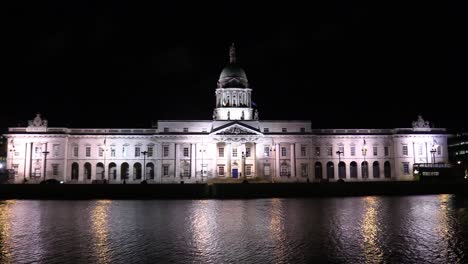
left=252, top=143, right=257, bottom=176
left=191, top=143, right=196, bottom=178
left=290, top=143, right=296, bottom=177
left=175, top=143, right=179, bottom=178
left=275, top=143, right=280, bottom=178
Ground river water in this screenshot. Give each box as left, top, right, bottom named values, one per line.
left=1, top=195, right=467, bottom=263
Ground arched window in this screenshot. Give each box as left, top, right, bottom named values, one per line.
left=84, top=162, right=92, bottom=180
left=108, top=163, right=117, bottom=180
left=327, top=162, right=334, bottom=179
left=71, top=162, right=79, bottom=180
left=373, top=161, right=380, bottom=178
left=350, top=161, right=357, bottom=178
left=315, top=162, right=322, bottom=179
left=121, top=163, right=129, bottom=180
left=96, top=162, right=104, bottom=180
left=361, top=161, right=369, bottom=179
left=384, top=161, right=391, bottom=178
left=338, top=162, right=346, bottom=179
left=146, top=162, right=155, bottom=180
left=133, top=163, right=142, bottom=180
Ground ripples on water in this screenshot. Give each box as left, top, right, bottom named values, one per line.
left=1, top=195, right=467, bottom=263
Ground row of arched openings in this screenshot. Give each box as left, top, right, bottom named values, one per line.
left=71, top=162, right=155, bottom=180
left=315, top=161, right=391, bottom=179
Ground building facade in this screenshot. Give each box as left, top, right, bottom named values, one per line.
left=4, top=45, right=450, bottom=183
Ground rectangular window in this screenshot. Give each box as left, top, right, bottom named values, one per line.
left=315, top=146, right=320, bottom=157
left=122, top=146, right=128, bottom=157
left=281, top=147, right=287, bottom=157
left=402, top=145, right=408, bottom=156
left=53, top=144, right=60, bottom=157
left=263, top=146, right=269, bottom=157
left=373, top=146, right=378, bottom=156
left=219, top=148, right=224, bottom=158
left=14, top=151, right=20, bottom=156
left=12, top=164, right=19, bottom=176
left=86, top=146, right=91, bottom=157
left=403, top=162, right=410, bottom=174
left=245, top=165, right=252, bottom=176
left=163, top=165, right=169, bottom=176
left=327, top=146, right=333, bottom=157
left=183, top=128, right=189, bottom=133
left=264, top=164, right=271, bottom=176
left=135, top=147, right=141, bottom=157
left=218, top=166, right=225, bottom=176
left=99, top=147, right=104, bottom=157
left=339, top=146, right=344, bottom=156
left=351, top=146, right=356, bottom=156
left=163, top=145, right=169, bottom=157
left=182, top=166, right=190, bottom=177
left=246, top=147, right=251, bottom=157
left=300, top=127, right=306, bottom=133
left=163, top=128, right=169, bottom=132
left=183, top=147, right=189, bottom=157
left=148, top=146, right=153, bottom=157
left=282, top=128, right=287, bottom=133
left=437, top=145, right=441, bottom=155
left=418, top=144, right=423, bottom=155
left=301, top=164, right=308, bottom=177
left=35, top=146, right=42, bottom=155
left=110, top=147, right=116, bottom=157
left=384, top=146, right=389, bottom=156
left=232, top=148, right=238, bottom=158
left=264, top=128, right=269, bottom=133
left=73, top=146, right=79, bottom=157
left=280, top=166, right=290, bottom=176
left=301, top=145, right=307, bottom=157
left=52, top=164, right=59, bottom=176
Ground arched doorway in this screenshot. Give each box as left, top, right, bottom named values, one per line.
left=96, top=163, right=104, bottom=180
left=315, top=162, right=322, bottom=179
left=384, top=161, right=391, bottom=178
left=338, top=162, right=346, bottom=179
left=121, top=163, right=129, bottom=181
left=133, top=163, right=142, bottom=180
left=373, top=161, right=380, bottom=178
left=71, top=162, right=79, bottom=180
left=108, top=163, right=117, bottom=180
left=327, top=162, right=334, bottom=179
left=146, top=162, right=154, bottom=180
left=350, top=161, right=357, bottom=179
left=361, top=161, right=369, bottom=179
left=84, top=163, right=92, bottom=180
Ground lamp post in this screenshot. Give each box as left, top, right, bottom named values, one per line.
left=430, top=148, right=436, bottom=167
left=336, top=150, right=343, bottom=163
left=42, top=150, right=49, bottom=182
left=199, top=147, right=206, bottom=182
left=142, top=151, right=148, bottom=181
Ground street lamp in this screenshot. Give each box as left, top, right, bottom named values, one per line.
left=142, top=150, right=148, bottom=181
left=430, top=148, right=436, bottom=167
left=336, top=150, right=343, bottom=163
left=199, top=147, right=206, bottom=182
left=42, top=150, right=50, bottom=182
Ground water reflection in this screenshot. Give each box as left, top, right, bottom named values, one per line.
left=0, top=200, right=15, bottom=264
left=190, top=200, right=218, bottom=261
left=91, top=200, right=112, bottom=264
left=269, top=198, right=286, bottom=264
left=360, top=196, right=383, bottom=264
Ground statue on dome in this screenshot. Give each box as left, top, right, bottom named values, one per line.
left=412, top=115, right=430, bottom=128
left=254, top=110, right=259, bottom=120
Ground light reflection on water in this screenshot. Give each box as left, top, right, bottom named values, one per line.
left=0, top=196, right=467, bottom=263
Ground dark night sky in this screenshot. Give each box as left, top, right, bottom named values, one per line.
left=3, top=1, right=467, bottom=130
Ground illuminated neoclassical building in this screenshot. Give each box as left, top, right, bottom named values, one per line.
left=4, top=45, right=450, bottom=183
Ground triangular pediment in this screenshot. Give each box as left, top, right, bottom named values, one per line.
left=210, top=122, right=263, bottom=136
